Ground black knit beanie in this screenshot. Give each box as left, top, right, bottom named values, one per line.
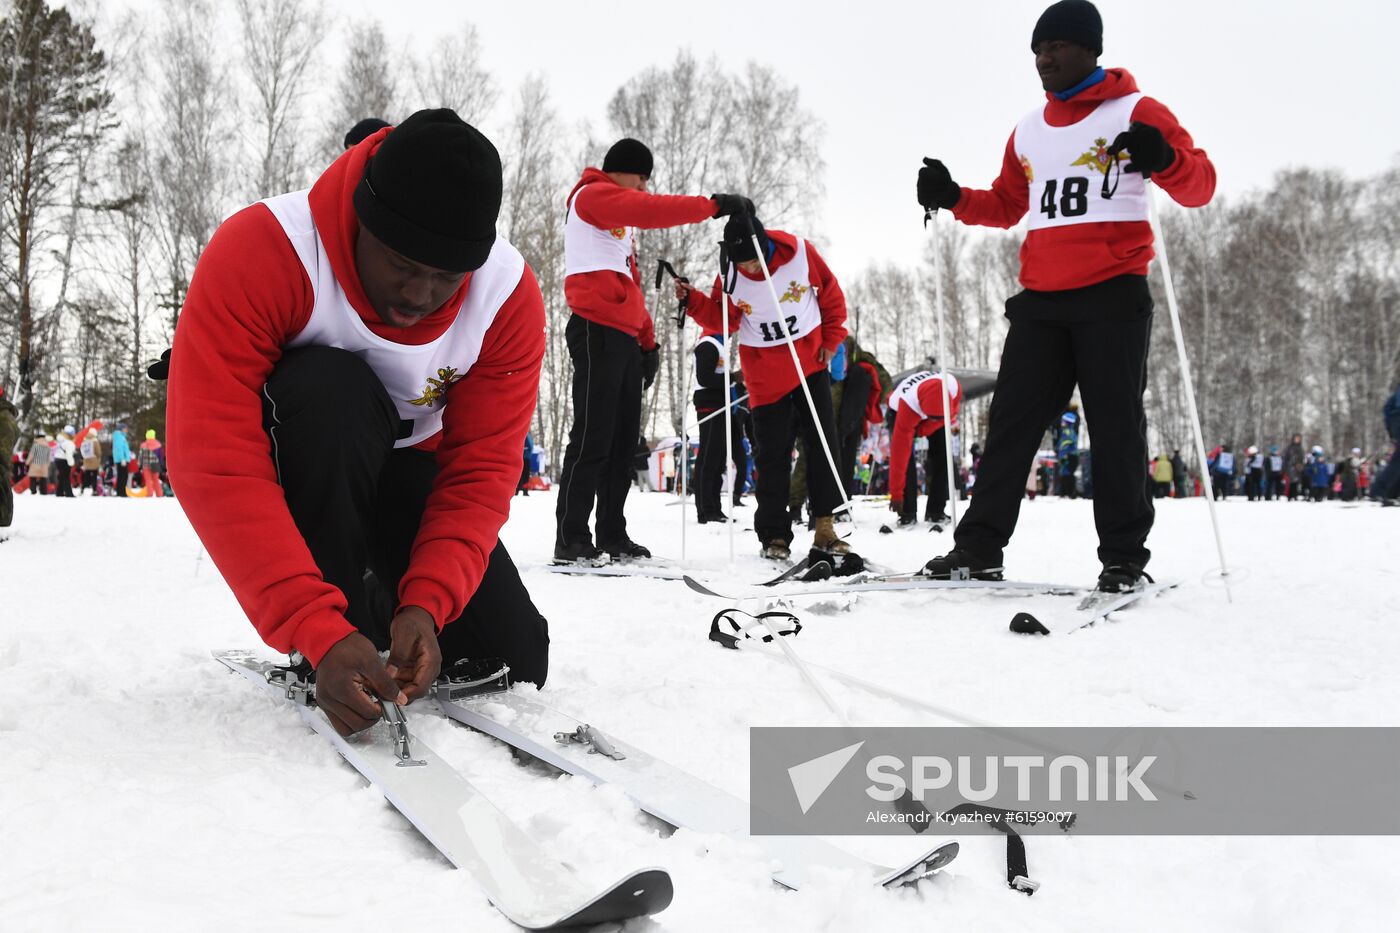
left=343, top=117, right=390, bottom=149
left=602, top=138, right=653, bottom=177
left=352, top=108, right=502, bottom=273
left=1031, top=0, right=1103, bottom=55
left=723, top=214, right=769, bottom=264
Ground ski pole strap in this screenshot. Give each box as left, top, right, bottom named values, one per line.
left=709, top=608, right=801, bottom=650
left=940, top=803, right=1075, bottom=895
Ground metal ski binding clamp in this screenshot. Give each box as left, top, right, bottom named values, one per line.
left=554, top=724, right=626, bottom=761
left=379, top=700, right=426, bottom=768
left=264, top=665, right=314, bottom=707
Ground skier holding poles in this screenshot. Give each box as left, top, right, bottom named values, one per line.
left=677, top=213, right=857, bottom=565
left=553, top=137, right=751, bottom=566
left=886, top=369, right=962, bottom=527
left=914, top=0, right=1215, bottom=591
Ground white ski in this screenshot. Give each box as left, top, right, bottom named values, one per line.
left=434, top=683, right=959, bottom=891
left=684, top=573, right=1082, bottom=600
left=213, top=650, right=673, bottom=930
left=540, top=562, right=687, bottom=581
left=1062, top=580, right=1180, bottom=634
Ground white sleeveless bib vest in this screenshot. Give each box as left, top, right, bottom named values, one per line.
left=563, top=185, right=634, bottom=277
left=261, top=189, right=525, bottom=448
left=890, top=370, right=959, bottom=421
left=692, top=333, right=727, bottom=393
left=730, top=239, right=822, bottom=349
left=1014, top=92, right=1147, bottom=231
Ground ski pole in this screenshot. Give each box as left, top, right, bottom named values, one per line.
left=752, top=614, right=851, bottom=727
left=742, top=216, right=857, bottom=529
left=693, top=393, right=751, bottom=428
left=926, top=208, right=960, bottom=530
left=1146, top=184, right=1233, bottom=602
left=720, top=264, right=736, bottom=561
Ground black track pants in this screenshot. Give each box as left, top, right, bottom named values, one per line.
left=954, top=279, right=1155, bottom=568
left=752, top=369, right=840, bottom=546
left=262, top=346, right=549, bottom=686
left=555, top=315, right=642, bottom=550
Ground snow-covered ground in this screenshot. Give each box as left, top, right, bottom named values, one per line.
left=2, top=488, right=1397, bottom=931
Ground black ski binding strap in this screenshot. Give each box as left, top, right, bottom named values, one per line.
left=709, top=608, right=802, bottom=650
left=433, top=657, right=511, bottom=702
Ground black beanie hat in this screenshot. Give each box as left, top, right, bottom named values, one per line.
left=352, top=108, right=502, bottom=273
left=602, top=138, right=653, bottom=177
left=723, top=214, right=769, bottom=264
left=343, top=117, right=390, bottom=149
left=1031, top=0, right=1103, bottom=55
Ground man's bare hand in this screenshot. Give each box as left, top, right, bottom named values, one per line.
left=674, top=280, right=696, bottom=302
left=386, top=607, right=441, bottom=702
left=316, top=632, right=405, bottom=737
left=817, top=346, right=835, bottom=366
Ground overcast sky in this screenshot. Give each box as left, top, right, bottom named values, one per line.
left=102, top=0, right=1400, bottom=276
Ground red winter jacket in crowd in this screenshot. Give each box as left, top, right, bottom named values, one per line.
left=683, top=230, right=848, bottom=408
left=951, top=68, right=1215, bottom=292
left=887, top=378, right=962, bottom=503
left=167, top=131, right=545, bottom=667
left=564, top=169, right=717, bottom=351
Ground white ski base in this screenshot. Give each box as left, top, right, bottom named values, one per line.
left=213, top=651, right=672, bottom=930
left=437, top=688, right=958, bottom=890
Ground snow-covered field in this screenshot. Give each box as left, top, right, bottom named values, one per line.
left=2, top=487, right=1397, bottom=931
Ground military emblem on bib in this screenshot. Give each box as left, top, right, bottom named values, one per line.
left=1071, top=137, right=1125, bottom=176
left=1020, top=155, right=1034, bottom=183
left=407, top=366, right=462, bottom=407
left=609, top=227, right=627, bottom=240
left=779, top=281, right=809, bottom=304
left=736, top=299, right=753, bottom=316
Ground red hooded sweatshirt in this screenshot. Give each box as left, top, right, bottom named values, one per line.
left=887, top=378, right=961, bottom=503
left=951, top=68, right=1215, bottom=292
left=564, top=168, right=717, bottom=351
left=167, top=129, right=545, bottom=667
left=683, top=230, right=848, bottom=408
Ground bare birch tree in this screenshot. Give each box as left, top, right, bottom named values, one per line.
left=411, top=22, right=495, bottom=126
left=236, top=0, right=326, bottom=198
left=319, top=19, right=398, bottom=161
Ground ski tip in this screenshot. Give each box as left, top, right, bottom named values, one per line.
left=879, top=524, right=893, bottom=535
left=1009, top=612, right=1051, bottom=636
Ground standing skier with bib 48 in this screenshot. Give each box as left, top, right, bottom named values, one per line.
left=915, top=0, right=1215, bottom=591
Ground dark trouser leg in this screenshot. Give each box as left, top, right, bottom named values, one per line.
left=596, top=333, right=641, bottom=547
left=115, top=463, right=128, bottom=496
left=54, top=461, right=72, bottom=497
left=900, top=445, right=919, bottom=518
left=262, top=346, right=400, bottom=639
left=1371, top=444, right=1400, bottom=499
left=1072, top=314, right=1154, bottom=568
left=555, top=316, right=624, bottom=549
left=954, top=318, right=1076, bottom=564
left=838, top=428, right=861, bottom=498
left=794, top=370, right=840, bottom=519
left=0, top=479, right=11, bottom=526
left=752, top=392, right=799, bottom=545
left=696, top=412, right=724, bottom=517
left=370, top=449, right=549, bottom=687
left=926, top=428, right=949, bottom=519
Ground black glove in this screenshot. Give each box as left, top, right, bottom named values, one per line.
left=146, top=347, right=172, bottom=381
left=710, top=193, right=755, bottom=218
left=917, top=158, right=960, bottom=210
left=1109, top=121, right=1175, bottom=175
left=641, top=347, right=660, bottom=390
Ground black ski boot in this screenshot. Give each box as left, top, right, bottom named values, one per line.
left=896, top=513, right=918, bottom=527
left=553, top=541, right=611, bottom=566
left=1095, top=563, right=1153, bottom=594
left=921, top=548, right=1004, bottom=581
left=601, top=538, right=652, bottom=561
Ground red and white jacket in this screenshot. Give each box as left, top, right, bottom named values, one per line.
left=886, top=372, right=961, bottom=502
left=563, top=168, right=716, bottom=351
left=951, top=68, right=1215, bottom=292
left=683, top=230, right=848, bottom=408
left=167, top=129, right=546, bottom=667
